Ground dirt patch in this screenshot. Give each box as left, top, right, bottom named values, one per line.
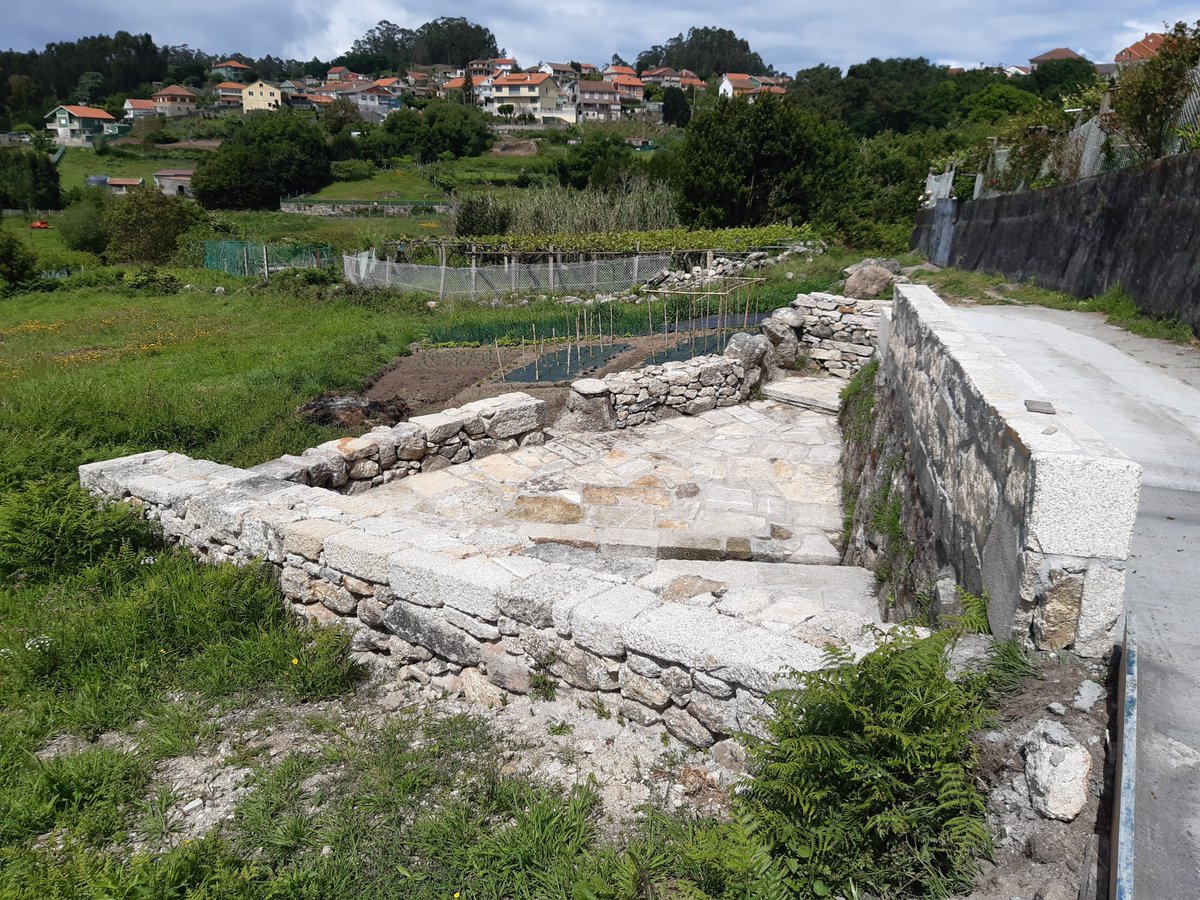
left=363, top=329, right=740, bottom=419
left=109, top=138, right=221, bottom=151
left=967, top=652, right=1115, bottom=900
left=491, top=140, right=538, bottom=156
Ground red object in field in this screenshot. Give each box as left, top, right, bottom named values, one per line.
left=29, top=220, right=50, bottom=229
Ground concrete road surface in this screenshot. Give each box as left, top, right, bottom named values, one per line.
left=958, top=304, right=1200, bottom=898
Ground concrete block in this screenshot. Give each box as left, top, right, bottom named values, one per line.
left=323, top=529, right=398, bottom=584
left=388, top=548, right=514, bottom=620
left=408, top=409, right=482, bottom=444
left=1028, top=452, right=1142, bottom=559
left=496, top=565, right=610, bottom=629
left=569, top=585, right=660, bottom=657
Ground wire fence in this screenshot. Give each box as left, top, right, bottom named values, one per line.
left=343, top=251, right=672, bottom=297
left=204, top=240, right=336, bottom=277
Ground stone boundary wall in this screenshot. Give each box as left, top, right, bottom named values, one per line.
left=910, top=150, right=1200, bottom=332
left=250, top=393, right=549, bottom=494
left=761, top=293, right=885, bottom=378
left=844, top=285, right=1141, bottom=656
left=78, top=448, right=849, bottom=750
left=279, top=200, right=452, bottom=217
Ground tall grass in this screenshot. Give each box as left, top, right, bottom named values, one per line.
left=456, top=181, right=680, bottom=238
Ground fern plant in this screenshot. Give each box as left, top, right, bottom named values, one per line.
left=741, top=628, right=992, bottom=899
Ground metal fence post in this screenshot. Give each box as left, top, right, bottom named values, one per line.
left=438, top=242, right=447, bottom=299
left=548, top=246, right=555, bottom=293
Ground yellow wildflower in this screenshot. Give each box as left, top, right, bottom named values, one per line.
left=291, top=658, right=299, bottom=665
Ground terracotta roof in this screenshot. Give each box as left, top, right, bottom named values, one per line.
left=407, top=71, right=431, bottom=81
left=51, top=105, right=115, bottom=120
left=748, top=85, right=786, bottom=96
left=153, top=85, right=197, bottom=98
left=723, top=73, right=756, bottom=89
left=328, top=66, right=352, bottom=73
left=214, top=82, right=245, bottom=90
left=1116, top=32, right=1166, bottom=62
left=576, top=80, right=617, bottom=93
left=611, top=74, right=644, bottom=88
left=107, top=177, right=143, bottom=186
left=604, top=65, right=636, bottom=76
left=373, top=77, right=401, bottom=87
left=642, top=67, right=679, bottom=77
left=212, top=59, right=250, bottom=69
left=1030, top=47, right=1085, bottom=63
left=124, top=98, right=156, bottom=109
left=492, top=72, right=552, bottom=86
left=442, top=77, right=467, bottom=90
left=307, top=94, right=334, bottom=104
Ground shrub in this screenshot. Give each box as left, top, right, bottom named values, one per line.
left=743, top=628, right=991, bottom=898
left=105, top=186, right=205, bottom=264
left=122, top=267, right=182, bottom=293
left=453, top=194, right=513, bottom=237
left=0, top=479, right=160, bottom=581
left=58, top=187, right=114, bottom=256
left=0, top=229, right=39, bottom=289
left=330, top=159, right=376, bottom=182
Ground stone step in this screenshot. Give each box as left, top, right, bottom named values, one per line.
left=763, top=378, right=844, bottom=414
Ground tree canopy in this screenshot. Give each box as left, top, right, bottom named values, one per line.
left=193, top=113, right=331, bottom=209
left=635, top=27, right=769, bottom=79
left=338, top=17, right=500, bottom=73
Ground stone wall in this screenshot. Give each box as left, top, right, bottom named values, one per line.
left=279, top=200, right=451, bottom=217
left=761, top=293, right=885, bottom=378
left=251, top=393, right=548, bottom=494
left=842, top=285, right=1142, bottom=657
left=77, top=445, right=871, bottom=749
left=910, top=151, right=1200, bottom=332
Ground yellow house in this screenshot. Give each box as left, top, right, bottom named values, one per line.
left=241, top=80, right=283, bottom=113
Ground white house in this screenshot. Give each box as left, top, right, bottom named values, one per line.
left=482, top=72, right=575, bottom=123
left=44, top=105, right=115, bottom=146
left=152, top=85, right=198, bottom=117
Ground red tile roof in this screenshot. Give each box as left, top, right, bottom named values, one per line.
left=611, top=74, right=644, bottom=88
left=492, top=72, right=552, bottom=87
left=604, top=65, right=636, bottom=75
left=124, top=98, right=156, bottom=109
left=212, top=59, right=250, bottom=69
left=107, top=178, right=144, bottom=186
left=442, top=77, right=467, bottom=90
left=52, top=105, right=115, bottom=120
left=723, top=73, right=756, bottom=90
left=1116, top=33, right=1166, bottom=63
left=1030, top=47, right=1084, bottom=63
left=214, top=82, right=245, bottom=91
left=153, top=85, right=197, bottom=98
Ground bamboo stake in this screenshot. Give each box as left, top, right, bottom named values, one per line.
left=609, top=302, right=614, bottom=348
left=532, top=323, right=539, bottom=382
left=495, top=339, right=505, bottom=382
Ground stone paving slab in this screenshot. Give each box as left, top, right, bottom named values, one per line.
left=763, top=377, right=845, bottom=414
left=373, top=399, right=844, bottom=563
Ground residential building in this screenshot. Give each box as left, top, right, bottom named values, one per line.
left=1002, top=65, right=1032, bottom=77
left=610, top=74, right=645, bottom=102
left=1028, top=48, right=1085, bottom=70
left=371, top=77, right=408, bottom=98
left=538, top=62, right=580, bottom=85
left=153, top=169, right=194, bottom=197
left=680, top=70, right=707, bottom=92
left=123, top=98, right=157, bottom=120
left=467, top=57, right=517, bottom=80
left=152, top=85, right=198, bottom=117
left=338, top=82, right=394, bottom=120
left=602, top=64, right=636, bottom=82
left=1116, top=33, right=1166, bottom=65
left=43, top=104, right=115, bottom=145
left=641, top=67, right=681, bottom=89
left=241, top=80, right=283, bottom=112
left=326, top=66, right=368, bottom=83
left=482, top=72, right=574, bottom=123
left=578, top=62, right=599, bottom=76
left=405, top=71, right=434, bottom=97
left=106, top=177, right=143, bottom=195
left=210, top=59, right=251, bottom=81
left=572, top=79, right=621, bottom=120
left=746, top=84, right=786, bottom=102
left=213, top=82, right=245, bottom=108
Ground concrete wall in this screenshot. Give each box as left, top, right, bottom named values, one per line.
left=843, top=285, right=1142, bottom=656
left=911, top=151, right=1200, bottom=331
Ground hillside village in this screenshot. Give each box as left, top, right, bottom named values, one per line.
left=0, top=11, right=1198, bottom=900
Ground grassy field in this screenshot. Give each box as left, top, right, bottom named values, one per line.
left=55, top=148, right=206, bottom=191
left=220, top=210, right=448, bottom=247
left=308, top=166, right=444, bottom=202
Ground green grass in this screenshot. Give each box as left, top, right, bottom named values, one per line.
left=917, top=268, right=1197, bottom=344
left=55, top=148, right=204, bottom=192
left=308, top=166, right=444, bottom=202
left=220, top=210, right=447, bottom=247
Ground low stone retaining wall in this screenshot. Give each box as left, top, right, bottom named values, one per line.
left=842, top=285, right=1142, bottom=656
left=77, top=447, right=873, bottom=749
left=280, top=200, right=451, bottom=217
left=251, top=394, right=549, bottom=494
left=761, top=293, right=885, bottom=378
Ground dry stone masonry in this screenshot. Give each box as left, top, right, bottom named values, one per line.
left=842, top=285, right=1141, bottom=657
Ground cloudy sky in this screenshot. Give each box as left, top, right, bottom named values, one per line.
left=6, top=0, right=1198, bottom=73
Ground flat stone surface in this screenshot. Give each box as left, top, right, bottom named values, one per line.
left=763, top=377, right=845, bottom=414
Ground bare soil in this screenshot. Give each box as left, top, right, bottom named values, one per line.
left=965, top=652, right=1115, bottom=900
left=363, top=330, right=733, bottom=419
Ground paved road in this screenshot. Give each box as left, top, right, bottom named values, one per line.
left=958, top=305, right=1200, bottom=898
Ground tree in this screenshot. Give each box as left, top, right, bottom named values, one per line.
left=786, top=64, right=845, bottom=120
left=1109, top=22, right=1200, bottom=161
left=839, top=57, right=953, bottom=135
left=497, top=103, right=515, bottom=119
left=58, top=187, right=113, bottom=255
left=961, top=83, right=1043, bottom=123
left=342, top=20, right=416, bottom=73
left=105, top=185, right=204, bottom=263
left=412, top=18, right=500, bottom=68
left=460, top=72, right=476, bottom=106
left=0, top=147, right=61, bottom=210
left=661, top=87, right=691, bottom=127
left=555, top=136, right=639, bottom=190
left=193, top=112, right=331, bottom=209
left=418, top=100, right=494, bottom=161
left=635, top=27, right=769, bottom=79
left=1030, top=57, right=1102, bottom=102
left=72, top=71, right=106, bottom=104
left=672, top=95, right=855, bottom=227
left=323, top=98, right=362, bottom=135
left=0, top=229, right=39, bottom=290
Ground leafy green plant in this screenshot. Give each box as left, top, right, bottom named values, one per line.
left=743, top=628, right=992, bottom=898
left=838, top=358, right=878, bottom=445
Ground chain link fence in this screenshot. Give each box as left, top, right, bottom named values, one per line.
left=343, top=251, right=672, bottom=297
left=204, top=241, right=336, bottom=277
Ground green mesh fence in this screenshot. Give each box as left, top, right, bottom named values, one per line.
left=203, top=240, right=335, bottom=277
